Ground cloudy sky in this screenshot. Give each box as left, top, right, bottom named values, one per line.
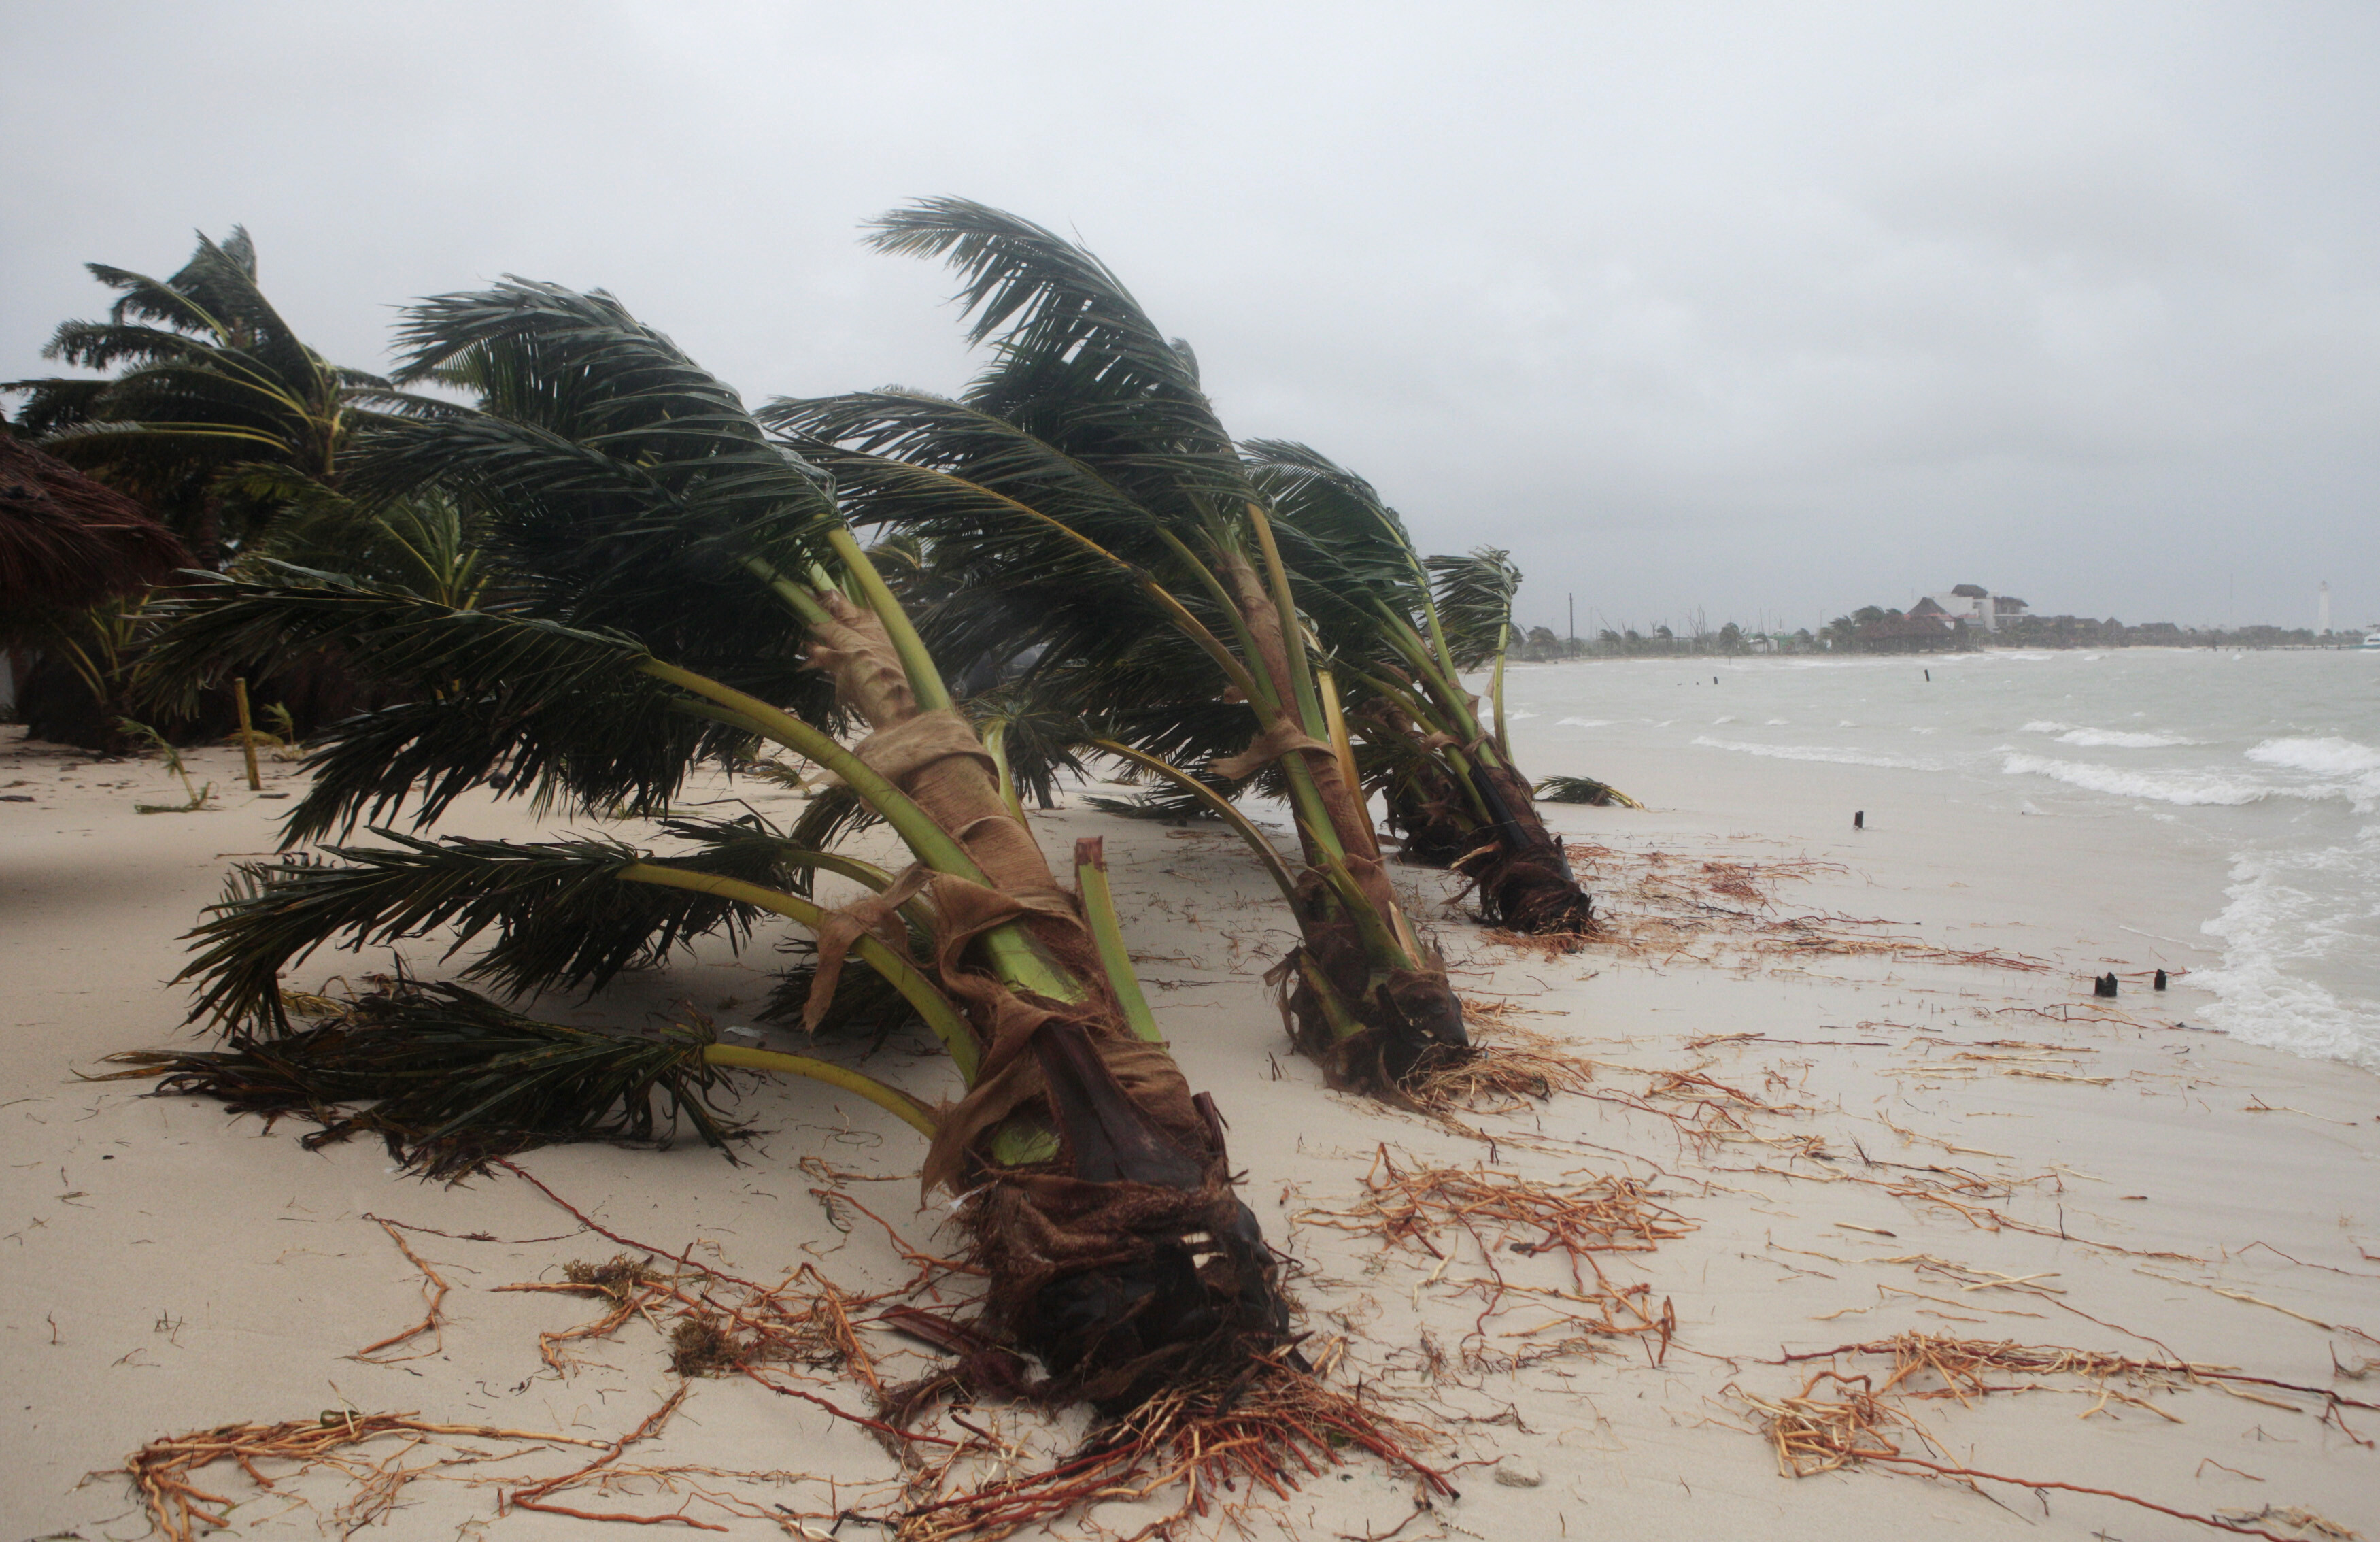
left=7, top=1, right=2376, bottom=633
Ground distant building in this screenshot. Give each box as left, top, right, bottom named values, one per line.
left=1924, top=584, right=2026, bottom=633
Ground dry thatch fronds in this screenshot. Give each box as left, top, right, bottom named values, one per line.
left=1298, top=1145, right=1690, bottom=1367
left=116, top=1409, right=617, bottom=1542
left=1731, top=1337, right=2378, bottom=1542
left=0, top=433, right=190, bottom=618
left=1512, top=843, right=2060, bottom=977
left=1729, top=1368, right=1912, bottom=1476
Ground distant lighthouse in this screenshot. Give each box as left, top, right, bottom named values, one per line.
left=2319, top=581, right=2332, bottom=635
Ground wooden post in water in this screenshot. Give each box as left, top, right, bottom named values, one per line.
left=233, top=677, right=262, bottom=792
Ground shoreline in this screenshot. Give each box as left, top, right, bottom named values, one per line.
left=5, top=726, right=2376, bottom=1539
left=1499, top=641, right=2380, bottom=663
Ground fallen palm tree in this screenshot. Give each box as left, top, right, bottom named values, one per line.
left=126, top=275, right=1291, bottom=1413
left=770, top=199, right=1469, bottom=1094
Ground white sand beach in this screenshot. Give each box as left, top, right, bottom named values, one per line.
left=5, top=719, right=2376, bottom=1541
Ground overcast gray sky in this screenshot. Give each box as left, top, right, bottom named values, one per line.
left=7, top=1, right=2376, bottom=633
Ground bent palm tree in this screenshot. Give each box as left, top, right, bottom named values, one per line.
left=7, top=227, right=392, bottom=565
left=1244, top=443, right=1599, bottom=934
left=768, top=199, right=1468, bottom=1094
left=137, top=279, right=1285, bottom=1410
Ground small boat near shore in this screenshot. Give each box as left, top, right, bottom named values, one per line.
left=2364, top=629, right=2380, bottom=650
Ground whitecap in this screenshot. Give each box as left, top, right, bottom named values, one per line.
left=1557, top=717, right=1613, bottom=729
left=2193, top=841, right=2380, bottom=1072
left=1695, top=736, right=1942, bottom=771
left=2053, top=728, right=2200, bottom=749
left=2245, top=736, right=2380, bottom=777
left=2001, top=754, right=2271, bottom=806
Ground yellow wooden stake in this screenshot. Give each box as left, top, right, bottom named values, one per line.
left=233, top=677, right=262, bottom=791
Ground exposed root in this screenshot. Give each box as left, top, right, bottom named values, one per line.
left=890, top=1353, right=1452, bottom=1542
left=499, top=1251, right=877, bottom=1384
left=1778, top=1333, right=2380, bottom=1426
left=1314, top=1147, right=1691, bottom=1263
left=1402, top=999, right=1596, bottom=1117
left=351, top=1216, right=452, bottom=1363
left=1272, top=921, right=1472, bottom=1098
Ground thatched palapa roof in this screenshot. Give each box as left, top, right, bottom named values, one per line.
left=0, top=433, right=190, bottom=618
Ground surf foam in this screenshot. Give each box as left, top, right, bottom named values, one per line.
left=1695, top=736, right=1943, bottom=771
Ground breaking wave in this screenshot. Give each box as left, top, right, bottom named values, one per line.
left=2020, top=720, right=2200, bottom=749
left=2001, top=754, right=2271, bottom=805
left=1694, top=737, right=1943, bottom=771
left=2245, top=736, right=2380, bottom=777
left=2193, top=835, right=2380, bottom=1071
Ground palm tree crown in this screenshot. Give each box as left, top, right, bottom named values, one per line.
left=7, top=228, right=392, bottom=564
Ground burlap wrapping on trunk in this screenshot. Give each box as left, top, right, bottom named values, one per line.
left=805, top=590, right=919, bottom=724
left=849, top=712, right=1075, bottom=911
left=963, top=1164, right=1280, bottom=1407
left=908, top=874, right=1274, bottom=1406
left=1361, top=680, right=1597, bottom=933
left=802, top=589, right=1286, bottom=1407
left=1209, top=720, right=1333, bottom=782
left=807, top=594, right=1061, bottom=900
left=798, top=862, right=934, bottom=1032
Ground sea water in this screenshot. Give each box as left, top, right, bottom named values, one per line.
left=1499, top=648, right=2380, bottom=1073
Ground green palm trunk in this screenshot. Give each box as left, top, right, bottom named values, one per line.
left=768, top=200, right=1472, bottom=1092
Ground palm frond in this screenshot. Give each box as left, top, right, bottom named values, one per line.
left=141, top=563, right=647, bottom=697
left=358, top=282, right=844, bottom=684
left=1242, top=439, right=1429, bottom=658
left=864, top=200, right=1247, bottom=510
left=10, top=229, right=375, bottom=558
left=781, top=785, right=881, bottom=879
left=180, top=824, right=809, bottom=1036
left=1533, top=774, right=1641, bottom=808
left=1427, top=548, right=1520, bottom=670
left=109, top=979, right=743, bottom=1178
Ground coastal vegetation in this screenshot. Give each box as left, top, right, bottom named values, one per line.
left=3, top=230, right=458, bottom=747
left=1507, top=611, right=2345, bottom=659
left=2, top=201, right=1626, bottom=1483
